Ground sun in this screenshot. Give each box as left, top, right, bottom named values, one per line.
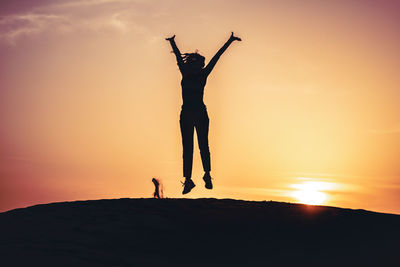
left=290, top=181, right=328, bottom=205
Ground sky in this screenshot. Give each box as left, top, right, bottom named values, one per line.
left=1, top=0, right=400, bottom=214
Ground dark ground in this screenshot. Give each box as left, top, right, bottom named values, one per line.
left=0, top=198, right=399, bottom=266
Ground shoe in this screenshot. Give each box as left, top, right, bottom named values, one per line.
left=182, top=178, right=195, bottom=194
left=203, top=173, right=213, bottom=189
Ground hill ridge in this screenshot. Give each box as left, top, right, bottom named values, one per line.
left=1, top=198, right=399, bottom=266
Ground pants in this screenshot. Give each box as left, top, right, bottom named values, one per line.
left=180, top=106, right=211, bottom=178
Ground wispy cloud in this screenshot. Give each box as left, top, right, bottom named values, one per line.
left=45, top=0, right=132, bottom=9
left=368, top=126, right=400, bottom=135
left=0, top=14, right=65, bottom=45
left=0, top=0, right=162, bottom=45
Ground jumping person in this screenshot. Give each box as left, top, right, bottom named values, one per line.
left=166, top=32, right=242, bottom=194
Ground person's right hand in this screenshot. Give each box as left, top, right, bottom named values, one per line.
left=166, top=35, right=176, bottom=41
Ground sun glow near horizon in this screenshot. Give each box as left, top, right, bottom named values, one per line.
left=289, top=179, right=340, bottom=205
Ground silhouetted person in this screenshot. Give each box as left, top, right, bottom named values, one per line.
left=166, top=32, right=242, bottom=194
left=152, top=178, right=163, bottom=198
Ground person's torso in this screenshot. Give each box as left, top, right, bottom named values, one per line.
left=181, top=70, right=207, bottom=108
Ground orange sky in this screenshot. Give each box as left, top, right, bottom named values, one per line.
left=1, top=0, right=400, bottom=214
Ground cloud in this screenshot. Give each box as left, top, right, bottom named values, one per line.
left=0, top=14, right=66, bottom=45
left=0, top=0, right=162, bottom=45
left=46, top=0, right=131, bottom=9
left=368, top=126, right=400, bottom=135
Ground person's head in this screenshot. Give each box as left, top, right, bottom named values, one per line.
left=182, top=52, right=205, bottom=71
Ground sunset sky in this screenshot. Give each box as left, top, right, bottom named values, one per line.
left=1, top=0, right=400, bottom=214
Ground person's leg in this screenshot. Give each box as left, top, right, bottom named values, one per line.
left=195, top=108, right=213, bottom=189
left=180, top=109, right=196, bottom=194
left=195, top=108, right=211, bottom=173
left=180, top=109, right=195, bottom=179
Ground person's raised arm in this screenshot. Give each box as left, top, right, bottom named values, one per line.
left=204, top=32, right=241, bottom=76
left=166, top=35, right=185, bottom=73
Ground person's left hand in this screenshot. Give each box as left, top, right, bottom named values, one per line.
left=230, top=32, right=242, bottom=41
